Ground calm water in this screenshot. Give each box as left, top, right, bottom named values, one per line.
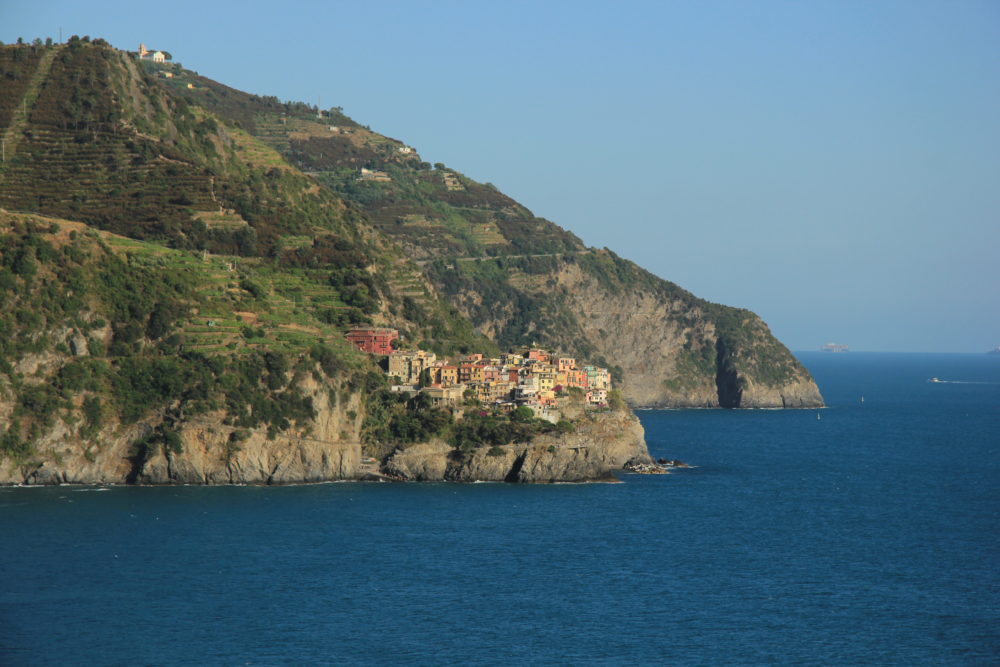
left=1, top=352, right=998, bottom=665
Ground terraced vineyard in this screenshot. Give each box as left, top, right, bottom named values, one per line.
left=252, top=113, right=292, bottom=155
left=98, top=225, right=361, bottom=358
left=0, top=41, right=221, bottom=240
left=0, top=44, right=55, bottom=169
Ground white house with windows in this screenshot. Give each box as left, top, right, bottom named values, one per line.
left=138, top=43, right=167, bottom=62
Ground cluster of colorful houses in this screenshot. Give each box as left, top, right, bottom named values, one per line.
left=345, top=327, right=612, bottom=414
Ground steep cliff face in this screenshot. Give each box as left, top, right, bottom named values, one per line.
left=383, top=406, right=649, bottom=483
left=428, top=254, right=823, bottom=409
left=5, top=410, right=364, bottom=486
left=1, top=356, right=368, bottom=486
left=3, top=388, right=650, bottom=486
left=130, top=375, right=366, bottom=485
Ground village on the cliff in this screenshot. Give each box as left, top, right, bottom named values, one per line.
left=346, top=327, right=612, bottom=421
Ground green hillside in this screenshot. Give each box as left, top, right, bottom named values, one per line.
left=156, top=56, right=819, bottom=406
left=0, top=39, right=488, bottom=350
left=0, top=38, right=823, bottom=414
left=159, top=62, right=583, bottom=260
left=0, top=39, right=505, bottom=467
left=0, top=212, right=336, bottom=453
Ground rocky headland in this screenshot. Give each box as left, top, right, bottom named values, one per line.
left=3, top=395, right=649, bottom=486
left=1, top=39, right=822, bottom=486
left=383, top=405, right=648, bottom=483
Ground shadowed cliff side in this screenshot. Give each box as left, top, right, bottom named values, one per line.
left=426, top=253, right=823, bottom=408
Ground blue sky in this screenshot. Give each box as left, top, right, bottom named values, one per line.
left=5, top=0, right=999, bottom=352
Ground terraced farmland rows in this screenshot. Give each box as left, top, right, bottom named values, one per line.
left=102, top=234, right=360, bottom=355
left=0, top=45, right=59, bottom=173
left=386, top=261, right=433, bottom=309
left=468, top=222, right=506, bottom=246
left=252, top=114, right=291, bottom=154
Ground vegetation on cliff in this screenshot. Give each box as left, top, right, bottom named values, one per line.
left=147, top=54, right=820, bottom=407
left=0, top=213, right=348, bottom=460
left=0, top=36, right=820, bottom=482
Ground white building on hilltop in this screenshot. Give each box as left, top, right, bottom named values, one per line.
left=138, top=43, right=167, bottom=63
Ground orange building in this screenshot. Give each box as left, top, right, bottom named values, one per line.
left=526, top=348, right=550, bottom=363
left=566, top=369, right=589, bottom=389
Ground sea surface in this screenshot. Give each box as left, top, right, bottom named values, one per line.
left=1, top=352, right=998, bottom=665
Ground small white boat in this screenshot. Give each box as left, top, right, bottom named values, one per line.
left=929, top=377, right=941, bottom=383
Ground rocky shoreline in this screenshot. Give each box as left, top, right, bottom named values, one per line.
left=624, top=458, right=691, bottom=475
left=2, top=403, right=654, bottom=486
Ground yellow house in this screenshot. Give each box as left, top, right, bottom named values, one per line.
left=534, top=364, right=557, bottom=392
left=430, top=364, right=458, bottom=386
left=411, top=350, right=437, bottom=382
left=439, top=365, right=458, bottom=386
left=557, top=357, right=576, bottom=372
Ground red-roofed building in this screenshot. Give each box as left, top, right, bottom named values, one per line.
left=346, top=328, right=399, bottom=355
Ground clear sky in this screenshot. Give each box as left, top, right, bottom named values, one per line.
left=5, top=1, right=999, bottom=352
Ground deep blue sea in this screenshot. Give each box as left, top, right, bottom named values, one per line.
left=1, top=352, right=998, bottom=665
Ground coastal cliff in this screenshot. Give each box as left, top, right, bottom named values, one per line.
left=6, top=421, right=362, bottom=486
left=0, top=210, right=650, bottom=486
left=1, top=39, right=822, bottom=485
left=1, top=365, right=365, bottom=486
left=384, top=405, right=648, bottom=483
left=2, top=389, right=650, bottom=486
